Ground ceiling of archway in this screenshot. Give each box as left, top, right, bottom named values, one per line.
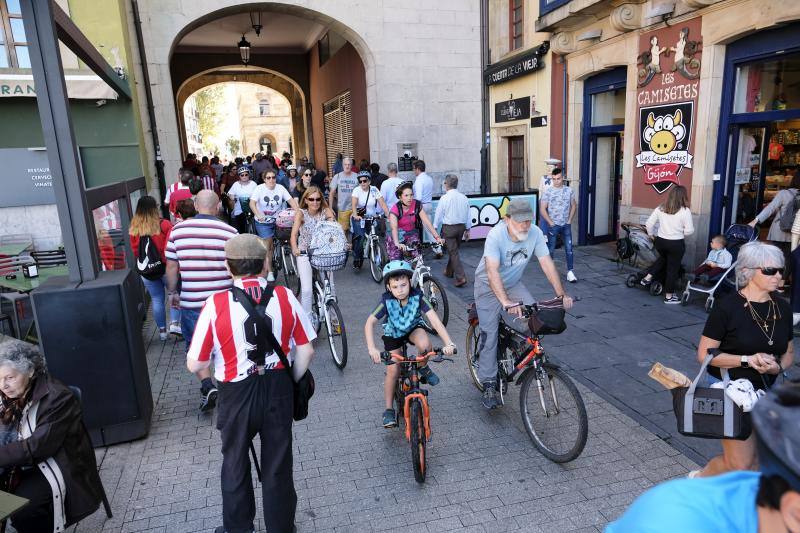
left=176, top=11, right=327, bottom=53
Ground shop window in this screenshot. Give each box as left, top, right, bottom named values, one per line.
left=734, top=52, right=800, bottom=114
left=259, top=99, right=270, bottom=116
left=591, top=88, right=626, bottom=127
left=0, top=0, right=29, bottom=68
left=540, top=0, right=571, bottom=17
left=510, top=0, right=523, bottom=51
left=92, top=200, right=126, bottom=272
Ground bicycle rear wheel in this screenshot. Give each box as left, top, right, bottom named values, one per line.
left=519, top=365, right=588, bottom=463
left=465, top=323, right=483, bottom=391
left=324, top=300, right=348, bottom=369
left=421, top=276, right=449, bottom=326
left=281, top=246, right=298, bottom=293
left=409, top=399, right=427, bottom=483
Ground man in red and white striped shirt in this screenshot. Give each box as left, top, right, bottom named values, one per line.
left=187, top=233, right=314, bottom=533
left=167, top=189, right=237, bottom=412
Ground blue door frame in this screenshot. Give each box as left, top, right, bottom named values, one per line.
left=579, top=67, right=626, bottom=245
left=710, top=22, right=800, bottom=237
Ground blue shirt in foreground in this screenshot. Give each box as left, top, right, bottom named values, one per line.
left=605, top=471, right=759, bottom=533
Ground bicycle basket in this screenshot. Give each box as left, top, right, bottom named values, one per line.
left=274, top=226, right=292, bottom=241
left=528, top=297, right=567, bottom=335
left=309, top=250, right=349, bottom=271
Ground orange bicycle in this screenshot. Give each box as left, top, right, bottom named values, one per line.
left=380, top=345, right=455, bottom=483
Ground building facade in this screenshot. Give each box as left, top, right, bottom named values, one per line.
left=235, top=84, right=293, bottom=157
left=538, top=0, right=800, bottom=263
left=486, top=0, right=556, bottom=194
left=134, top=0, right=484, bottom=194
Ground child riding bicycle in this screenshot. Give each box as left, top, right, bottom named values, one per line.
left=365, top=260, right=456, bottom=427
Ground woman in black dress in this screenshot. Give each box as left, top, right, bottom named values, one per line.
left=693, top=241, right=794, bottom=477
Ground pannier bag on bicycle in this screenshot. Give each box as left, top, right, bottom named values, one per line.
left=274, top=208, right=296, bottom=241
left=671, top=351, right=754, bottom=440
left=527, top=297, right=567, bottom=335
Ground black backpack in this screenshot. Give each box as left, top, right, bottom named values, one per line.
left=136, top=235, right=165, bottom=280
left=397, top=200, right=423, bottom=234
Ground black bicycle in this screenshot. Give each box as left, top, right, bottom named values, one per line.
left=465, top=300, right=588, bottom=463
left=381, top=345, right=454, bottom=483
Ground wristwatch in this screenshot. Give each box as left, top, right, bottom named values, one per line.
left=740, top=355, right=749, bottom=368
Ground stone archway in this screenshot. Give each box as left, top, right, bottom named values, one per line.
left=175, top=67, right=309, bottom=158
left=137, top=1, right=377, bottom=175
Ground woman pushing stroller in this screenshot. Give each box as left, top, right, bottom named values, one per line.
left=639, top=185, right=694, bottom=304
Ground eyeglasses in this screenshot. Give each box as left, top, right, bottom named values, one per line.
left=265, top=176, right=276, bottom=180
left=758, top=267, right=785, bottom=276
left=307, top=197, right=322, bottom=203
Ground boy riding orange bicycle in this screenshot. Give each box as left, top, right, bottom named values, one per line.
left=365, top=260, right=456, bottom=427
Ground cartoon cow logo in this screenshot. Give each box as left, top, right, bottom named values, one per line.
left=636, top=102, right=694, bottom=194
left=643, top=110, right=686, bottom=155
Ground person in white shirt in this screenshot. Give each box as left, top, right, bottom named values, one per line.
left=380, top=162, right=404, bottom=211
left=412, top=160, right=434, bottom=241
left=351, top=171, right=389, bottom=270
left=226, top=167, right=258, bottom=235
left=433, top=174, right=471, bottom=286
left=641, top=185, right=695, bottom=303
left=249, top=170, right=299, bottom=281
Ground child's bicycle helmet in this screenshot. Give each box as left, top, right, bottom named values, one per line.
left=237, top=165, right=252, bottom=176
left=382, top=260, right=414, bottom=284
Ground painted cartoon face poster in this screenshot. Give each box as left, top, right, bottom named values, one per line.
left=633, top=17, right=702, bottom=207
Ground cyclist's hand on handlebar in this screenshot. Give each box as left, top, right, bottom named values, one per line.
left=398, top=243, right=407, bottom=251
left=561, top=294, right=574, bottom=310
left=503, top=301, right=524, bottom=318
left=369, top=348, right=382, bottom=364
left=442, top=343, right=456, bottom=356
left=292, top=246, right=301, bottom=257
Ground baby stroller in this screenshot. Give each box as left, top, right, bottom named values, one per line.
left=616, top=223, right=657, bottom=270
left=680, top=223, right=758, bottom=312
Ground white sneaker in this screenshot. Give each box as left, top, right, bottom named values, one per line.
left=168, top=322, right=182, bottom=336
left=566, top=270, right=577, bottom=283
left=159, top=328, right=168, bottom=341
left=267, top=272, right=276, bottom=282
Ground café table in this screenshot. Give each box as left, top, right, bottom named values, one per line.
left=0, top=265, right=69, bottom=339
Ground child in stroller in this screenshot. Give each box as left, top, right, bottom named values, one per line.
left=680, top=223, right=758, bottom=311
left=687, top=234, right=732, bottom=284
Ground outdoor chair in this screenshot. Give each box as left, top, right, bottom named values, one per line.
left=0, top=256, right=36, bottom=338
left=32, top=249, right=67, bottom=267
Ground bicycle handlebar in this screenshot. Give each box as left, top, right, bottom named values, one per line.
left=503, top=296, right=581, bottom=315
left=380, top=347, right=457, bottom=365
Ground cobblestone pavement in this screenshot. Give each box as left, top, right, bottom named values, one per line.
left=58, top=246, right=707, bottom=533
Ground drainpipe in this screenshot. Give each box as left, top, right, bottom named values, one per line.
left=480, top=0, right=489, bottom=194
left=561, top=54, right=567, bottom=174
left=132, top=0, right=167, bottom=217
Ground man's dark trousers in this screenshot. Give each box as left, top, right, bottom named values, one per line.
left=217, top=371, right=295, bottom=533
left=441, top=223, right=467, bottom=281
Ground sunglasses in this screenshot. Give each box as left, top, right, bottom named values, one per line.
left=307, top=197, right=322, bottom=203
left=758, top=267, right=785, bottom=276
left=265, top=175, right=276, bottom=180
left=304, top=173, right=312, bottom=176
left=359, top=179, right=369, bottom=184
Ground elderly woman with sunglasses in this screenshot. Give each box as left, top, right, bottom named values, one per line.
left=290, top=186, right=337, bottom=323
left=350, top=171, right=390, bottom=270
left=691, top=241, right=794, bottom=478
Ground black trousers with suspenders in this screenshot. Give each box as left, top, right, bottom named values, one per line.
left=217, top=371, right=295, bottom=533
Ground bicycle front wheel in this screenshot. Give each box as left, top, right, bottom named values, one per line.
left=324, top=301, right=348, bottom=369
left=519, top=365, right=588, bottom=463
left=465, top=323, right=483, bottom=391
left=368, top=240, right=386, bottom=283
left=421, top=276, right=449, bottom=326
left=410, top=399, right=427, bottom=483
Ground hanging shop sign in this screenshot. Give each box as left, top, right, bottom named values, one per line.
left=0, top=148, right=55, bottom=207
left=495, top=97, right=530, bottom=123
left=633, top=18, right=703, bottom=206
left=484, top=44, right=548, bottom=86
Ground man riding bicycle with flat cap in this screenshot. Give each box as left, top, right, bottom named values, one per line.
left=474, top=198, right=573, bottom=409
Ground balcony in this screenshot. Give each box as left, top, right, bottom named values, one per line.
left=536, top=0, right=615, bottom=33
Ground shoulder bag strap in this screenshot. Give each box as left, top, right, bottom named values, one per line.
left=684, top=352, right=716, bottom=434
left=231, top=286, right=294, bottom=381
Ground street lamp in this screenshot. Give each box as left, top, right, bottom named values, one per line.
left=238, top=35, right=251, bottom=66
left=250, top=11, right=263, bottom=36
